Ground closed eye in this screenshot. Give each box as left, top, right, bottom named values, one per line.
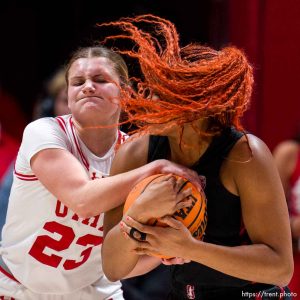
left=94, top=76, right=109, bottom=83
left=71, top=80, right=84, bottom=86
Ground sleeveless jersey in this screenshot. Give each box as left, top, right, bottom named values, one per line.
left=0, top=114, right=127, bottom=294
left=148, top=127, right=273, bottom=294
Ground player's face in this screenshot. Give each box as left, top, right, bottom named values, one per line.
left=67, top=57, right=121, bottom=127
left=148, top=118, right=205, bottom=143
left=148, top=120, right=180, bottom=136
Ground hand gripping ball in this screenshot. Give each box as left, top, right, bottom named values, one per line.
left=123, top=174, right=207, bottom=259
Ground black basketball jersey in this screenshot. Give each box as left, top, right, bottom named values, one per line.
left=147, top=127, right=273, bottom=297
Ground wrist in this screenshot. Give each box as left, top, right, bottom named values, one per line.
left=183, top=237, right=203, bottom=261
left=135, top=160, right=162, bottom=183
left=125, top=204, right=149, bottom=224
left=150, top=159, right=166, bottom=174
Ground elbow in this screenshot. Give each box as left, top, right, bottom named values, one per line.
left=74, top=202, right=94, bottom=219
left=101, top=243, right=125, bottom=282
left=102, top=261, right=123, bottom=282
left=104, top=270, right=122, bottom=282
left=69, top=183, right=102, bottom=218
left=273, top=256, right=294, bottom=287
left=72, top=194, right=99, bottom=218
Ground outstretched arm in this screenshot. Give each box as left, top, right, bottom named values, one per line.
left=31, top=132, right=199, bottom=219
left=31, top=148, right=168, bottom=218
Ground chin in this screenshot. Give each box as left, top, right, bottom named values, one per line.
left=148, top=123, right=178, bottom=136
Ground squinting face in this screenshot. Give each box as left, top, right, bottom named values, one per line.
left=67, top=57, right=121, bottom=127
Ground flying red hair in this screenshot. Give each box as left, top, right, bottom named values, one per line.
left=98, top=14, right=254, bottom=135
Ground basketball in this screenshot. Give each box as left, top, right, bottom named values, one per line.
left=123, top=174, right=207, bottom=259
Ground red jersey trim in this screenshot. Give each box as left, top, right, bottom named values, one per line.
left=56, top=116, right=75, bottom=155
left=14, top=169, right=38, bottom=181
left=69, top=118, right=89, bottom=171
left=0, top=266, right=20, bottom=284
left=55, top=116, right=67, bottom=134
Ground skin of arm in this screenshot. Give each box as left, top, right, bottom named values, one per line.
left=103, top=205, right=162, bottom=280
left=30, top=142, right=187, bottom=218
left=273, top=140, right=300, bottom=238
left=102, top=135, right=161, bottom=281
left=102, top=134, right=195, bottom=280
left=120, top=135, right=294, bottom=287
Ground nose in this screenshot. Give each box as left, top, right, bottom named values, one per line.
left=82, top=80, right=96, bottom=94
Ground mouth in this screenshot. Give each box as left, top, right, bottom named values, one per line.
left=79, top=96, right=103, bottom=102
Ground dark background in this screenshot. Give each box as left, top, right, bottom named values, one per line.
left=1, top=0, right=300, bottom=150
left=0, top=0, right=226, bottom=115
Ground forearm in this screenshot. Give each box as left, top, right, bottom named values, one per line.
left=186, top=239, right=292, bottom=287
left=71, top=161, right=162, bottom=217
left=102, top=225, right=140, bottom=281
left=124, top=255, right=161, bottom=278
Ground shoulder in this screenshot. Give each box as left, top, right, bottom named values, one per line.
left=226, top=133, right=271, bottom=163
left=273, top=140, right=299, bottom=161
left=20, top=117, right=69, bottom=159
left=24, top=117, right=60, bottom=135
left=273, top=140, right=299, bottom=179
left=221, top=134, right=286, bottom=199
left=225, top=134, right=278, bottom=183
left=117, top=133, right=149, bottom=157
left=111, top=134, right=150, bottom=174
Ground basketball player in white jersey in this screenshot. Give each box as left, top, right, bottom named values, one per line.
left=0, top=46, right=199, bottom=299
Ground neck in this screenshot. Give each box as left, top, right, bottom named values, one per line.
left=73, top=120, right=118, bottom=157
left=168, top=120, right=212, bottom=167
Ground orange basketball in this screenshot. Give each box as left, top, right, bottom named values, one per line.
left=123, top=174, right=207, bottom=259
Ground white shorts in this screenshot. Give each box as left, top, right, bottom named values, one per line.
left=0, top=270, right=124, bottom=300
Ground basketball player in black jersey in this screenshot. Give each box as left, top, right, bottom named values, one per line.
left=102, top=15, right=294, bottom=299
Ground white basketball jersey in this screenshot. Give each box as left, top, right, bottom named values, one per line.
left=1, top=115, right=127, bottom=295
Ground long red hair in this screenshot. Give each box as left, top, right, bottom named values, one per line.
left=98, top=14, right=254, bottom=135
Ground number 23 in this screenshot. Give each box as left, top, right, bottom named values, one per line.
left=29, top=221, right=103, bottom=270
